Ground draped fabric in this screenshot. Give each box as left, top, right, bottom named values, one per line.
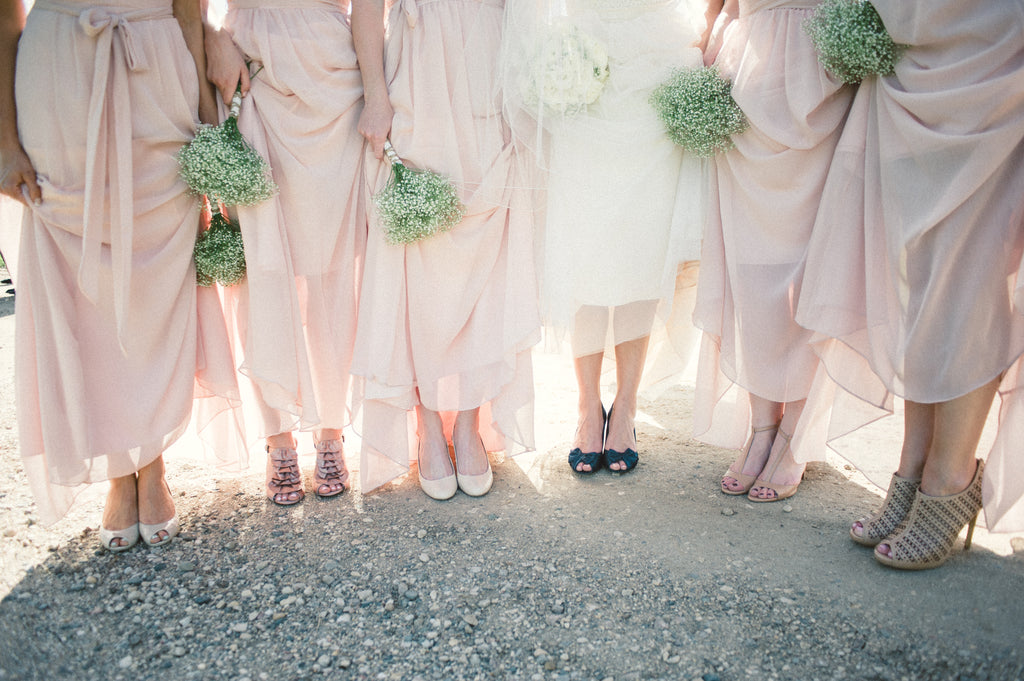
left=692, top=1, right=854, bottom=460
left=797, top=0, right=1024, bottom=532
left=15, top=0, right=245, bottom=524
left=351, top=0, right=540, bottom=491
left=220, top=0, right=366, bottom=440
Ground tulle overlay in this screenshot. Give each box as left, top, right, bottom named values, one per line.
left=692, top=0, right=853, bottom=458
left=220, top=0, right=366, bottom=441
left=797, top=0, right=1024, bottom=531
left=351, top=0, right=541, bottom=491
left=502, top=0, right=706, bottom=392
left=14, top=0, right=246, bottom=525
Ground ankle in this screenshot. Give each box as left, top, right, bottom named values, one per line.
left=920, top=460, right=978, bottom=498
left=267, top=433, right=296, bottom=450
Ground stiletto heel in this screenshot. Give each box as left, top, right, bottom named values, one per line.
left=721, top=423, right=779, bottom=495
left=748, top=429, right=805, bottom=502
left=850, top=472, right=920, bottom=547
left=874, top=459, right=984, bottom=570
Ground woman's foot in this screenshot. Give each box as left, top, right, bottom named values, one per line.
left=416, top=408, right=457, bottom=500
left=850, top=472, right=920, bottom=547
left=137, top=458, right=178, bottom=546
left=721, top=424, right=778, bottom=495
left=266, top=435, right=304, bottom=506
left=603, top=403, right=638, bottom=472
left=570, top=401, right=605, bottom=473
left=314, top=438, right=349, bottom=498
left=100, top=475, right=139, bottom=552
left=453, top=411, right=492, bottom=496
left=748, top=429, right=805, bottom=502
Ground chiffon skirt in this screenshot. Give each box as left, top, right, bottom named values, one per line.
left=522, top=0, right=705, bottom=392
left=222, top=0, right=366, bottom=439
left=351, top=0, right=540, bottom=491
left=15, top=0, right=244, bottom=524
left=797, top=0, right=1024, bottom=532
left=692, top=1, right=853, bottom=458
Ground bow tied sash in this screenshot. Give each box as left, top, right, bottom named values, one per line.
left=33, top=1, right=174, bottom=351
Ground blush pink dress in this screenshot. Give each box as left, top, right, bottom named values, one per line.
left=351, top=0, right=540, bottom=491
left=797, top=0, right=1024, bottom=532
left=692, top=0, right=853, bottom=459
left=221, top=0, right=366, bottom=440
left=14, top=0, right=245, bottom=524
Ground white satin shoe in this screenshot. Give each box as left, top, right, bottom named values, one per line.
left=99, top=524, right=139, bottom=553
left=417, top=441, right=457, bottom=500
left=140, top=516, right=179, bottom=547
left=454, top=440, right=493, bottom=497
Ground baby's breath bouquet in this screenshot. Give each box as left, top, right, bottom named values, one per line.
left=519, top=23, right=610, bottom=115
left=650, top=66, right=748, bottom=158
left=804, top=0, right=904, bottom=84
left=194, top=203, right=246, bottom=287
left=374, top=141, right=465, bottom=246
left=178, top=88, right=277, bottom=206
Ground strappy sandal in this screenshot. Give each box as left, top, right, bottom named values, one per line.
left=874, top=460, right=984, bottom=571
left=850, top=472, right=920, bottom=547
left=313, top=438, right=349, bottom=499
left=569, top=406, right=606, bottom=474
left=266, top=446, right=304, bottom=506
left=721, top=423, right=779, bottom=495
left=748, top=428, right=805, bottom=502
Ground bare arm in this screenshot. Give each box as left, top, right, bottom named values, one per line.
left=351, top=0, right=392, bottom=160
left=0, top=0, right=39, bottom=205
left=201, top=0, right=250, bottom=106
left=174, top=0, right=219, bottom=124
left=698, top=0, right=738, bottom=67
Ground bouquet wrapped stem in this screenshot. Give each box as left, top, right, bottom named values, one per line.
left=194, top=200, right=246, bottom=287
left=804, top=0, right=904, bottom=84
left=178, top=87, right=278, bottom=206
left=650, top=66, right=748, bottom=158
left=374, top=140, right=466, bottom=245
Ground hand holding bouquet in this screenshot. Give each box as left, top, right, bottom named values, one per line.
left=374, top=141, right=465, bottom=246
left=178, top=88, right=278, bottom=206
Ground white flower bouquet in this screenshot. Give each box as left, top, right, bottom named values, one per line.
left=178, top=88, right=278, bottom=207
left=650, top=66, right=748, bottom=158
left=194, top=202, right=246, bottom=287
left=804, top=0, right=904, bottom=84
left=374, top=141, right=466, bottom=246
left=519, top=23, right=610, bottom=115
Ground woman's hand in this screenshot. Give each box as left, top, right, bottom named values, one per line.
left=204, top=26, right=250, bottom=107
left=697, top=0, right=738, bottom=67
left=358, top=95, right=393, bottom=160
left=0, top=139, right=41, bottom=205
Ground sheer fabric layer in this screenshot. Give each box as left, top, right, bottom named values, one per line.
left=692, top=2, right=854, bottom=461
left=15, top=0, right=245, bottom=525
left=797, top=0, right=1024, bottom=532
left=222, top=0, right=366, bottom=440
left=351, top=0, right=540, bottom=491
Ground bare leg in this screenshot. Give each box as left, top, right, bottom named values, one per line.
left=876, top=378, right=998, bottom=558
left=102, top=474, right=139, bottom=548
left=267, top=431, right=296, bottom=450
left=748, top=398, right=808, bottom=500
left=453, top=407, right=488, bottom=476
left=416, top=405, right=453, bottom=481
left=136, top=456, right=176, bottom=543
left=606, top=335, right=650, bottom=469
left=721, top=394, right=782, bottom=492
left=572, top=351, right=605, bottom=472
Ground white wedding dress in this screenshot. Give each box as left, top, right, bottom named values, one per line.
left=504, top=0, right=706, bottom=387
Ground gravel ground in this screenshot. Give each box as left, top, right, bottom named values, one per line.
left=1, top=272, right=1023, bottom=681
